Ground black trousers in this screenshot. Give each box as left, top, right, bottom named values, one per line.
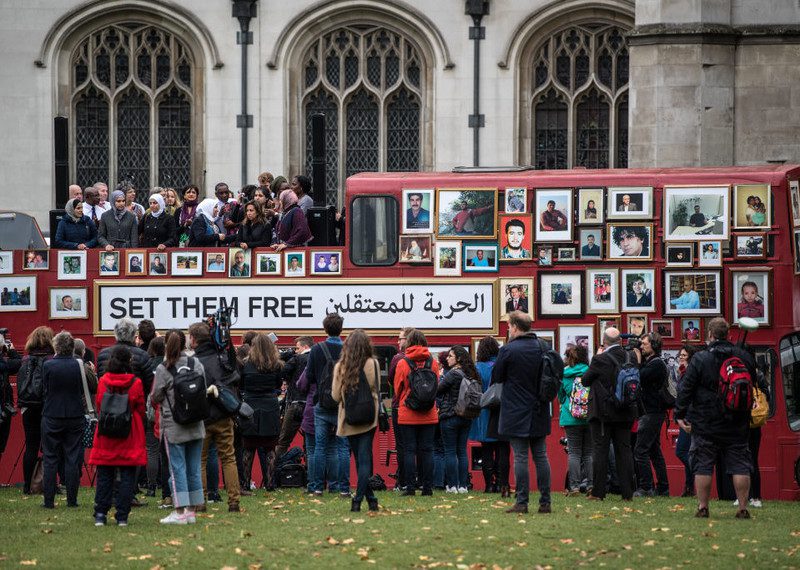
left=633, top=412, right=669, bottom=492
left=391, top=408, right=405, bottom=487
left=22, top=407, right=42, bottom=493
left=40, top=416, right=83, bottom=506
left=480, top=441, right=510, bottom=488
left=95, top=465, right=137, bottom=522
left=590, top=420, right=634, bottom=500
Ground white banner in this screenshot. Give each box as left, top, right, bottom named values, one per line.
left=96, top=280, right=497, bottom=333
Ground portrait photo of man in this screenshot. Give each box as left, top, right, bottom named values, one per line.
left=505, top=285, right=528, bottom=313
left=539, top=199, right=568, bottom=232
left=625, top=274, right=652, bottom=308
left=580, top=232, right=601, bottom=258
left=500, top=217, right=532, bottom=259
left=628, top=316, right=646, bottom=337
left=60, top=295, right=74, bottom=311
left=405, top=191, right=430, bottom=230
left=609, top=224, right=651, bottom=259
left=682, top=320, right=700, bottom=340
left=616, top=193, right=640, bottom=212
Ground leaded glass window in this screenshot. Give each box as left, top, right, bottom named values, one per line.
left=301, top=26, right=424, bottom=206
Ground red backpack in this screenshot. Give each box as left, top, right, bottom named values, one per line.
left=717, top=355, right=753, bottom=413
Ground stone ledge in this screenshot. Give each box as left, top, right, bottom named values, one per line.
left=629, top=23, right=800, bottom=45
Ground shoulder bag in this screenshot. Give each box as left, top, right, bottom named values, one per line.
left=78, top=359, right=98, bottom=448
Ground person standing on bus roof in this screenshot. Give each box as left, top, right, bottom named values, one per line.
left=291, top=175, right=314, bottom=214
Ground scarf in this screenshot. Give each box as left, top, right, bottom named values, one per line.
left=179, top=196, right=198, bottom=226
left=111, top=190, right=126, bottom=222
left=149, top=194, right=165, bottom=218
left=196, top=198, right=218, bottom=222
left=65, top=198, right=82, bottom=223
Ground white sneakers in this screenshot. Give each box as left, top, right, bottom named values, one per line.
left=445, top=486, right=458, bottom=494
left=160, top=510, right=196, bottom=525
left=733, top=498, right=763, bottom=508
left=446, top=486, right=469, bottom=494
left=457, top=487, right=468, bottom=494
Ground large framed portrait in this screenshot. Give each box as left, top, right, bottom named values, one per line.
left=681, top=318, right=702, bottom=342
left=402, top=188, right=434, bottom=234
left=284, top=251, right=307, bottom=277
left=559, top=325, right=595, bottom=361
left=57, top=250, right=87, bottom=280
left=310, top=251, right=342, bottom=275
left=171, top=251, right=202, bottom=276
left=538, top=272, right=584, bottom=318
left=498, top=214, right=533, bottom=261
left=607, top=223, right=654, bottom=261
left=148, top=252, right=168, bottom=275
left=463, top=243, right=498, bottom=273
left=0, top=276, right=36, bottom=312
left=731, top=269, right=772, bottom=327
left=791, top=180, right=800, bottom=227
left=0, top=251, right=12, bottom=275
left=665, top=243, right=693, bottom=267
left=255, top=252, right=281, bottom=276
left=697, top=240, right=722, bottom=267
left=534, top=188, right=573, bottom=242
left=228, top=248, right=251, bottom=278
left=606, top=186, right=653, bottom=220
left=125, top=250, right=147, bottom=276
left=578, top=228, right=603, bottom=261
left=206, top=251, right=227, bottom=273
left=23, top=249, right=49, bottom=270
left=663, top=185, right=730, bottom=241
left=585, top=268, right=619, bottom=314
left=433, top=240, right=461, bottom=277
left=504, top=187, right=527, bottom=213
left=664, top=271, right=722, bottom=316
left=733, top=184, right=771, bottom=229
left=99, top=251, right=120, bottom=276
left=435, top=188, right=497, bottom=239
left=49, top=287, right=88, bottom=319
left=650, top=319, right=675, bottom=339
left=734, top=232, right=767, bottom=259
left=399, top=234, right=432, bottom=263
left=499, top=277, right=534, bottom=321
left=577, top=188, right=604, bottom=225
left=621, top=268, right=656, bottom=313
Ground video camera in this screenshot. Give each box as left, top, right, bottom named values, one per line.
left=619, top=333, right=642, bottom=350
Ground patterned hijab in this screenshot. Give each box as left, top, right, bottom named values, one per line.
left=111, top=190, right=126, bottom=222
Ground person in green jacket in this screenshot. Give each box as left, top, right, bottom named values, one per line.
left=557, top=345, right=591, bottom=496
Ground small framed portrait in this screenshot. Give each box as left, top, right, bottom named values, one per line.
left=664, top=271, right=722, bottom=316
left=665, top=243, right=693, bottom=267
left=463, top=243, right=498, bottom=273
left=498, top=214, right=534, bottom=260
left=597, top=315, right=621, bottom=338
left=731, top=269, right=772, bottom=327
left=578, top=188, right=604, bottom=225
left=663, top=185, right=731, bottom=241
left=206, top=251, right=227, bottom=273
left=99, top=251, right=120, bottom=275
left=49, top=287, right=87, bottom=319
left=578, top=228, right=603, bottom=261
left=537, top=244, right=553, bottom=266
left=533, top=330, right=556, bottom=350
left=499, top=277, right=534, bottom=321
left=228, top=248, right=251, bottom=278
left=621, top=268, right=656, bottom=313
left=559, top=325, right=595, bottom=361
left=471, top=336, right=505, bottom=359
left=399, top=234, right=432, bottom=263
left=504, top=187, right=528, bottom=213
left=435, top=188, right=498, bottom=239
left=793, top=229, right=800, bottom=275
left=148, top=253, right=168, bottom=276
left=311, top=251, right=343, bottom=275
left=255, top=252, right=282, bottom=276
left=534, top=188, right=573, bottom=242
left=0, top=251, right=12, bottom=275
left=434, top=240, right=461, bottom=277
left=697, top=240, right=722, bottom=267
left=607, top=223, right=654, bottom=261
left=650, top=319, right=675, bottom=339
left=557, top=247, right=576, bottom=262
left=586, top=268, right=619, bottom=314
left=790, top=180, right=800, bottom=227
left=626, top=314, right=647, bottom=337
left=606, top=186, right=653, bottom=220
left=402, top=188, right=434, bottom=234
left=733, top=184, right=771, bottom=229
left=734, top=232, right=767, bottom=259
left=126, top=250, right=147, bottom=276
left=0, top=276, right=36, bottom=312
left=538, top=272, right=584, bottom=318
left=23, top=249, right=49, bottom=271
left=57, top=250, right=86, bottom=280
left=285, top=251, right=307, bottom=277
left=681, top=318, right=702, bottom=342
left=171, top=251, right=202, bottom=276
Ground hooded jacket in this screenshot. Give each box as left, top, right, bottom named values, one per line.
left=393, top=345, right=440, bottom=425
left=53, top=215, right=98, bottom=249
left=88, top=372, right=147, bottom=466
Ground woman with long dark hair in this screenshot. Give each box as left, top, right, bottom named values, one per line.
left=674, top=344, right=700, bottom=497
left=175, top=185, right=199, bottom=246
left=558, top=345, right=591, bottom=496
left=236, top=201, right=272, bottom=250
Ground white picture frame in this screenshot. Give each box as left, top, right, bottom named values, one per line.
left=733, top=184, right=771, bottom=230
left=255, top=252, right=282, bottom=276
left=0, top=251, right=13, bottom=275
left=57, top=250, right=86, bottom=280
left=310, top=251, right=343, bottom=276
left=205, top=251, right=227, bottom=273
left=284, top=251, right=307, bottom=277
left=0, top=276, right=36, bottom=312
left=606, top=186, right=653, bottom=220
left=434, top=240, right=461, bottom=277
left=664, top=270, right=722, bottom=316
left=731, top=269, right=772, bottom=327
left=49, top=287, right=88, bottom=319
left=534, top=188, right=573, bottom=242
left=148, top=252, right=168, bottom=275
left=504, top=187, right=528, bottom=213
left=558, top=324, right=595, bottom=361
left=577, top=187, right=604, bottom=225
left=99, top=251, right=120, bottom=276
left=538, top=272, right=584, bottom=318
left=401, top=188, right=435, bottom=234
left=663, top=185, right=731, bottom=242
left=697, top=240, right=722, bottom=267
left=170, top=251, right=202, bottom=277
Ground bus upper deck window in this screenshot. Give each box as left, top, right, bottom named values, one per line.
left=779, top=333, right=800, bottom=432
left=350, top=196, right=398, bottom=266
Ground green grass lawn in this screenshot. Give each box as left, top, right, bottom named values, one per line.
left=1, top=488, right=799, bottom=569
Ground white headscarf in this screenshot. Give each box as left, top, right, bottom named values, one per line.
left=196, top=198, right=218, bottom=222
left=148, top=194, right=165, bottom=218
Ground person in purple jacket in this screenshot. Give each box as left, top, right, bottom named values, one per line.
left=272, top=190, right=313, bottom=252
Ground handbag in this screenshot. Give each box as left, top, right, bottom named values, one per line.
left=78, top=359, right=98, bottom=448
left=480, top=382, right=503, bottom=409
left=30, top=457, right=44, bottom=494
left=750, top=385, right=769, bottom=428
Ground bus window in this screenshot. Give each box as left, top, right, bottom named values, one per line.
left=755, top=348, right=778, bottom=417
left=779, top=333, right=800, bottom=431
left=350, top=196, right=398, bottom=266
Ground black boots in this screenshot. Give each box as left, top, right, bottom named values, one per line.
left=352, top=498, right=379, bottom=512
left=367, top=498, right=379, bottom=512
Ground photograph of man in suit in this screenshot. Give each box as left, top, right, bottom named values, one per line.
left=616, top=194, right=640, bottom=212
left=505, top=285, right=528, bottom=313
left=406, top=192, right=430, bottom=229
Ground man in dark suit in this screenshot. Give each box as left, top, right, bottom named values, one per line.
left=581, top=234, right=600, bottom=257
left=505, top=286, right=528, bottom=313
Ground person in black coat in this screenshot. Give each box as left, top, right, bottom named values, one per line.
left=491, top=311, right=551, bottom=513
left=188, top=198, right=235, bottom=248
left=274, top=337, right=312, bottom=460
left=236, top=201, right=273, bottom=250
left=139, top=194, right=177, bottom=249
left=53, top=198, right=99, bottom=249
left=0, top=337, right=21, bottom=463
left=97, top=318, right=154, bottom=395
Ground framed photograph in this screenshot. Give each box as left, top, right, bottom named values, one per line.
left=626, top=314, right=647, bottom=337
left=402, top=188, right=434, bottom=234
left=99, top=251, right=120, bottom=275
left=585, top=268, right=619, bottom=314
left=471, top=336, right=505, bottom=358
left=559, top=325, right=595, bottom=361
left=0, top=276, right=36, bottom=312
left=23, top=249, right=48, bottom=270
left=435, top=188, right=498, bottom=239
left=681, top=318, right=702, bottom=342
left=621, top=268, right=656, bottom=312
left=557, top=247, right=576, bottom=262
left=734, top=232, right=767, bottom=259
left=428, top=346, right=451, bottom=360
left=664, top=271, right=722, bottom=316
left=538, top=272, right=584, bottom=318
left=607, top=223, right=654, bottom=261
left=125, top=250, right=147, bottom=276
left=311, top=251, right=342, bottom=275
left=534, top=188, right=573, bottom=242
left=206, top=251, right=227, bottom=273
left=537, top=244, right=553, bottom=266
left=663, top=185, right=730, bottom=241
left=148, top=252, right=168, bottom=275
left=533, top=330, right=556, bottom=350
left=228, top=248, right=251, bottom=278
left=597, top=315, right=621, bottom=338
left=171, top=251, right=202, bottom=276
left=399, top=234, right=432, bottom=263
left=790, top=180, right=800, bottom=227
left=0, top=251, right=12, bottom=275
left=731, top=269, right=772, bottom=327
left=49, top=287, right=87, bottom=319
left=255, top=252, right=282, bottom=276
left=504, top=187, right=527, bottom=213
left=578, top=228, right=603, bottom=261
left=577, top=188, right=604, bottom=225
left=733, top=184, right=771, bottom=229
left=499, top=277, right=534, bottom=321
left=606, top=186, right=653, bottom=220
left=665, top=243, right=693, bottom=267
left=284, top=251, right=307, bottom=277
left=498, top=214, right=534, bottom=260
left=463, top=243, right=498, bottom=273
left=793, top=229, right=800, bottom=275
left=433, top=240, right=461, bottom=277
left=57, top=251, right=86, bottom=280
left=697, top=240, right=722, bottom=267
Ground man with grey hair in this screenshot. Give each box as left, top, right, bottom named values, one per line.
left=94, top=181, right=109, bottom=204
left=68, top=185, right=83, bottom=201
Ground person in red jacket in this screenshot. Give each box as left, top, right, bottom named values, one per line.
left=89, top=345, right=146, bottom=527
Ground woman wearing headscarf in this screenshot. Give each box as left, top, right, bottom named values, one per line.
left=189, top=198, right=234, bottom=247
left=175, top=185, right=199, bottom=246
left=98, top=189, right=139, bottom=250
left=53, top=198, right=98, bottom=250
left=272, top=189, right=312, bottom=252
left=139, top=194, right=177, bottom=250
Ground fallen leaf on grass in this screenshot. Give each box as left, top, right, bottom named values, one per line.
left=327, top=537, right=340, bottom=545
left=791, top=531, right=800, bottom=537
left=711, top=545, right=720, bottom=551
left=248, top=564, right=263, bottom=570
left=40, top=529, right=53, bottom=534
left=352, top=519, right=365, bottom=524
left=197, top=546, right=205, bottom=552
left=342, top=538, right=355, bottom=545
left=167, top=540, right=182, bottom=547
left=642, top=540, right=656, bottom=547
left=20, top=561, right=37, bottom=566
left=650, top=528, right=670, bottom=532
left=737, top=553, right=746, bottom=559
left=103, top=543, right=113, bottom=553
left=560, top=539, right=574, bottom=544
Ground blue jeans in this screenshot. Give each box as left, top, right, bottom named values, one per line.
left=95, top=465, right=136, bottom=522
left=205, top=442, right=219, bottom=497
left=441, top=416, right=472, bottom=488
left=509, top=436, right=551, bottom=506
left=166, top=437, right=204, bottom=508
left=565, top=425, right=593, bottom=490
left=304, top=431, right=316, bottom=490
left=336, top=436, right=351, bottom=492
left=348, top=429, right=376, bottom=503
left=675, top=429, right=693, bottom=491
left=311, top=406, right=341, bottom=493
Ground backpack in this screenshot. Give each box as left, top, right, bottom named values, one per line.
left=568, top=376, right=590, bottom=420
left=613, top=351, right=641, bottom=408
left=316, top=343, right=339, bottom=412
left=97, top=385, right=132, bottom=438
left=455, top=372, right=483, bottom=419
left=167, top=357, right=210, bottom=425
left=18, top=356, right=44, bottom=406
left=538, top=340, right=564, bottom=403
left=402, top=357, right=438, bottom=411
left=656, top=359, right=676, bottom=410
left=717, top=354, right=753, bottom=413
left=344, top=361, right=377, bottom=426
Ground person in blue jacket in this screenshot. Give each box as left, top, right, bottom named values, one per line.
left=53, top=198, right=98, bottom=250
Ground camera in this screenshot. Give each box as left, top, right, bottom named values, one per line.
left=0, top=327, right=9, bottom=347
left=620, top=333, right=641, bottom=350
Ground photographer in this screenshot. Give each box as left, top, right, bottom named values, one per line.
left=273, top=337, right=312, bottom=464
left=0, top=330, right=22, bottom=463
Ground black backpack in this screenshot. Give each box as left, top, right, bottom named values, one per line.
left=18, top=356, right=44, bottom=406
left=538, top=340, right=564, bottom=403
left=98, top=385, right=132, bottom=438
left=403, top=357, right=438, bottom=411
left=167, top=357, right=210, bottom=425
left=344, top=361, right=377, bottom=426
left=316, top=343, right=339, bottom=412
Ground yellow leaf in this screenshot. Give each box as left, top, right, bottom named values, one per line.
left=342, top=538, right=355, bottom=545
left=737, top=553, right=746, bottom=559
left=711, top=545, right=720, bottom=551
left=560, top=539, right=574, bottom=544
left=248, top=565, right=263, bottom=570
left=419, top=555, right=431, bottom=561
left=327, top=537, right=340, bottom=545
left=643, top=540, right=656, bottom=547
left=352, top=519, right=365, bottom=524
left=103, top=543, right=113, bottom=553
left=197, top=546, right=205, bottom=552
left=168, top=540, right=182, bottom=547
left=20, top=561, right=37, bottom=566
